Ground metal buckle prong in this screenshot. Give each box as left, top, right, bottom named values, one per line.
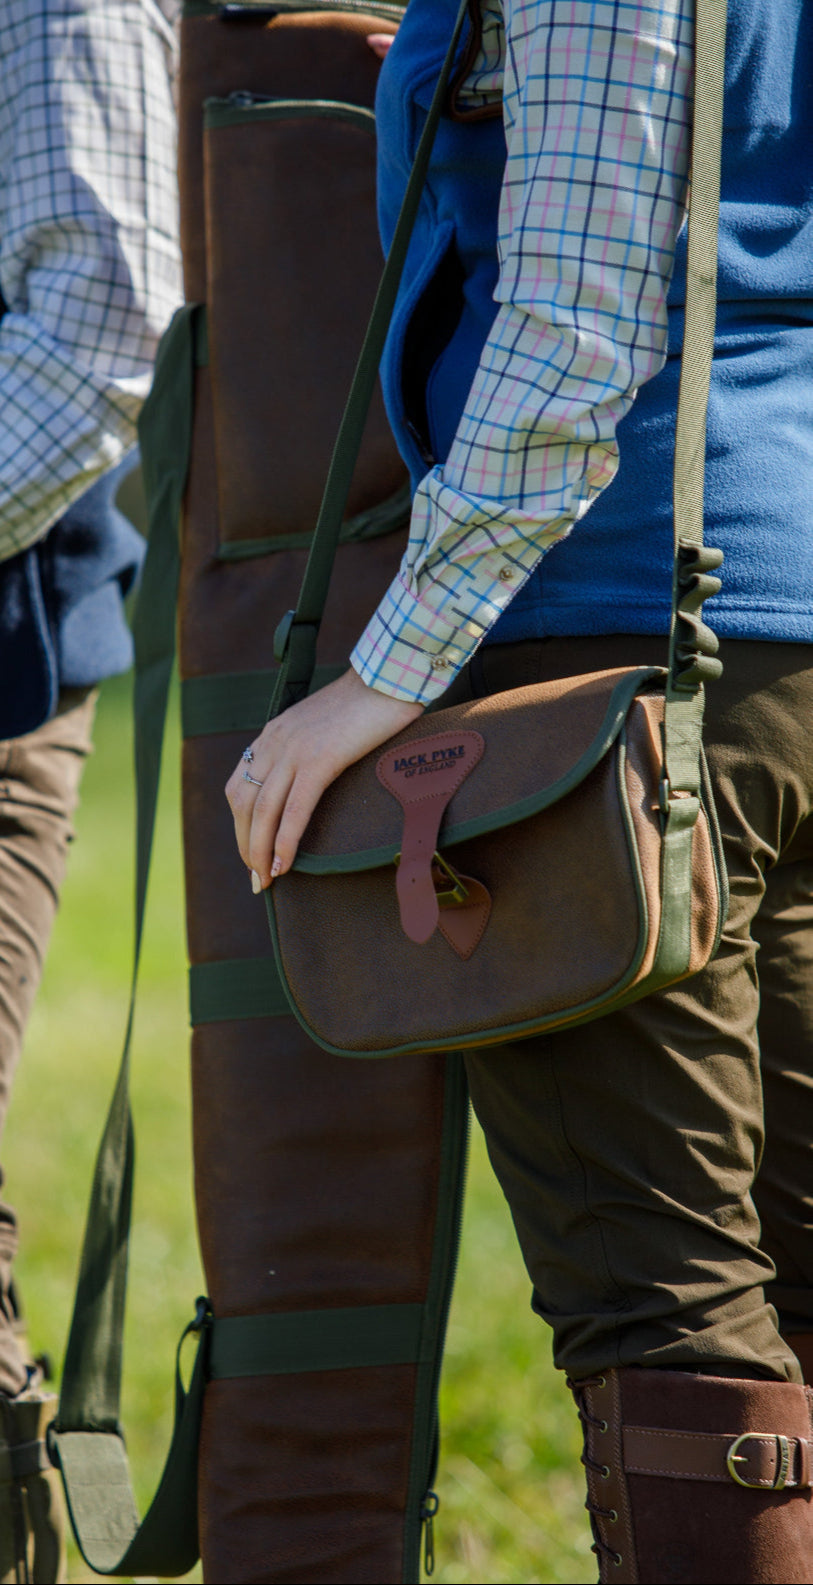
left=392, top=849, right=469, bottom=908
left=430, top=850, right=469, bottom=908
left=726, top=1432, right=791, bottom=1490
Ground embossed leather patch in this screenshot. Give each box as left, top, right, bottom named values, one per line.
left=376, top=731, right=485, bottom=945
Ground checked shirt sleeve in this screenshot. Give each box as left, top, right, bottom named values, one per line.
left=0, top=1, right=181, bottom=562
left=352, top=0, right=695, bottom=703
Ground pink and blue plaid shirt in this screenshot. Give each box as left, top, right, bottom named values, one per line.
left=0, top=0, right=181, bottom=563
left=351, top=0, right=695, bottom=703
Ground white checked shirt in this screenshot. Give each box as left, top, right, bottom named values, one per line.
left=352, top=0, right=695, bottom=703
left=0, top=0, right=182, bottom=563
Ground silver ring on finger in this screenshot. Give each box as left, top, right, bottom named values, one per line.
left=243, top=771, right=263, bottom=787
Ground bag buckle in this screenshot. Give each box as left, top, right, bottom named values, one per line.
left=726, top=1432, right=791, bottom=1490
left=394, top=850, right=469, bottom=909
left=431, top=851, right=469, bottom=908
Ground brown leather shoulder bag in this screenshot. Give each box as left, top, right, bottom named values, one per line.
left=266, top=0, right=730, bottom=1059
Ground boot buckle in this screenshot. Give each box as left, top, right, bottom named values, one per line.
left=726, top=1432, right=791, bottom=1490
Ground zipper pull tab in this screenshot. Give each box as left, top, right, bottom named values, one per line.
left=420, top=1490, right=439, bottom=1576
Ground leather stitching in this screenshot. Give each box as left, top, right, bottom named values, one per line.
left=624, top=1428, right=808, bottom=1486
left=626, top=1465, right=776, bottom=1484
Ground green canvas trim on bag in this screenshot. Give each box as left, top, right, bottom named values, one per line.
left=189, top=956, right=290, bottom=1023
left=263, top=725, right=663, bottom=1062
left=209, top=1304, right=426, bottom=1377
left=263, top=701, right=727, bottom=1061
left=651, top=737, right=728, bottom=992
left=653, top=796, right=700, bottom=982
left=289, top=666, right=663, bottom=875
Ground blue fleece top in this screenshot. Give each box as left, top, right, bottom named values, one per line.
left=0, top=463, right=144, bottom=739
left=376, top=0, right=813, bottom=646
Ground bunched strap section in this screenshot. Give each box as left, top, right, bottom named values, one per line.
left=664, top=0, right=727, bottom=725
left=670, top=542, right=724, bottom=693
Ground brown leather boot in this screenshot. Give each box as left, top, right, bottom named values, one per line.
left=568, top=1367, right=813, bottom=1583
left=785, top=1335, right=813, bottom=1388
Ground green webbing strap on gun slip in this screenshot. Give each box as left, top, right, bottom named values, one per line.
left=49, top=304, right=207, bottom=1579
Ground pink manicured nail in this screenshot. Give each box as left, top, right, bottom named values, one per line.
left=251, top=870, right=262, bottom=894
left=271, top=854, right=282, bottom=880
left=366, top=33, right=393, bottom=59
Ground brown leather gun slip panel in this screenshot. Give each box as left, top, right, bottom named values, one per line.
left=177, top=5, right=468, bottom=1580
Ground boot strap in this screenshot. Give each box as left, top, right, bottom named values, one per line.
left=624, top=1426, right=813, bottom=1490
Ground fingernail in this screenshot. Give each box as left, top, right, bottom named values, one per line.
left=251, top=869, right=262, bottom=894
left=271, top=854, right=282, bottom=880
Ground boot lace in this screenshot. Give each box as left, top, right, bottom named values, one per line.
left=567, top=1375, right=623, bottom=1570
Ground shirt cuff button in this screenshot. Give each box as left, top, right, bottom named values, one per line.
left=431, top=656, right=451, bottom=670
left=498, top=565, right=516, bottom=582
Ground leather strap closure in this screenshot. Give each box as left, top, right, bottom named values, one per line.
left=435, top=864, right=491, bottom=961
left=376, top=731, right=485, bottom=944
left=623, top=1426, right=813, bottom=1491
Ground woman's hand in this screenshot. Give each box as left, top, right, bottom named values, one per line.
left=226, top=667, right=423, bottom=890
left=366, top=33, right=394, bottom=60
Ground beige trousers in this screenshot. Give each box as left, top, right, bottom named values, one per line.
left=0, top=690, right=96, bottom=1394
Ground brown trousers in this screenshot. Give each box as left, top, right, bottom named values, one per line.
left=449, top=635, right=813, bottom=1386
left=0, top=690, right=95, bottom=1394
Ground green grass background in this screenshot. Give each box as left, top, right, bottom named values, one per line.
left=5, top=672, right=594, bottom=1584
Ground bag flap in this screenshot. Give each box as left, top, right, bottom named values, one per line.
left=293, top=665, right=664, bottom=874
